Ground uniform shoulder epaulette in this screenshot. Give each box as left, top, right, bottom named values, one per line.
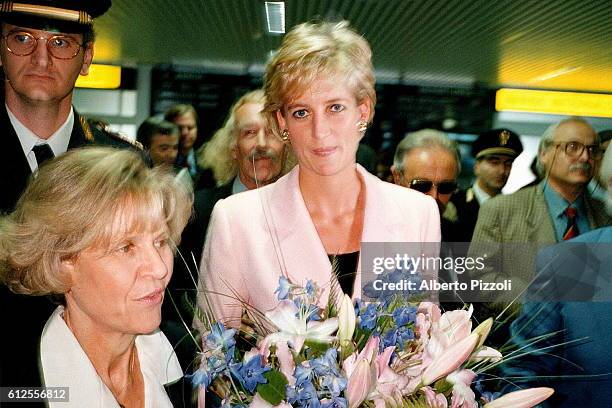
left=86, top=118, right=143, bottom=150
left=466, top=187, right=475, bottom=203
left=108, top=130, right=143, bottom=150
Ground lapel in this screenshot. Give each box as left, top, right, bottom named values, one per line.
left=263, top=165, right=401, bottom=298
left=525, top=183, right=556, bottom=243
left=67, top=110, right=90, bottom=149
left=584, top=194, right=611, bottom=229
left=0, top=104, right=33, bottom=212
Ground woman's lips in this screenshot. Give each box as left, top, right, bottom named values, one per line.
left=312, top=147, right=337, bottom=156
left=136, top=289, right=164, bottom=304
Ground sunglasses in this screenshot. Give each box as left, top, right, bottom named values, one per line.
left=409, top=179, right=457, bottom=195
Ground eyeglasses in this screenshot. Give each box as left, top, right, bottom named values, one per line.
left=1, top=30, right=83, bottom=60
left=555, top=141, right=603, bottom=160
left=409, top=179, right=457, bottom=195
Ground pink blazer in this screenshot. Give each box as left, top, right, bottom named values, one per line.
left=196, top=165, right=440, bottom=328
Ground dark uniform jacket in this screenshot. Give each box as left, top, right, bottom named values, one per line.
left=0, top=103, right=139, bottom=213
left=161, top=182, right=233, bottom=379
left=0, top=102, right=140, bottom=402
left=448, top=187, right=481, bottom=242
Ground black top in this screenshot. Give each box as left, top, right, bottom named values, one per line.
left=328, top=251, right=360, bottom=297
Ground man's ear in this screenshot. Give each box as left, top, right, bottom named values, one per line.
left=391, top=165, right=402, bottom=186
left=473, top=160, right=480, bottom=176
left=80, top=43, right=94, bottom=76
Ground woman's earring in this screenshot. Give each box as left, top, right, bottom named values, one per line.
left=281, top=129, right=291, bottom=143
left=357, top=120, right=367, bottom=133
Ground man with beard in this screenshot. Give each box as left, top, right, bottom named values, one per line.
left=451, top=128, right=523, bottom=242
left=163, top=89, right=291, bottom=367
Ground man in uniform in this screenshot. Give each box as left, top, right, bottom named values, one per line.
left=450, top=128, right=523, bottom=242
left=0, top=0, right=139, bottom=393
left=0, top=0, right=139, bottom=214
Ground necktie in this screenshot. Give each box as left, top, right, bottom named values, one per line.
left=562, top=206, right=579, bottom=240
left=32, top=143, right=55, bottom=167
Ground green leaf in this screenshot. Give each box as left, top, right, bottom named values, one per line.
left=256, top=370, right=288, bottom=405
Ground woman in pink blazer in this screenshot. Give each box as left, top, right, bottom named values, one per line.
left=197, top=21, right=440, bottom=328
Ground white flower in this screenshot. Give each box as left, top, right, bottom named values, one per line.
left=262, top=300, right=337, bottom=352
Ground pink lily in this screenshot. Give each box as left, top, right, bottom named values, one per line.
left=346, top=358, right=377, bottom=408
left=343, top=336, right=379, bottom=408
left=421, top=332, right=479, bottom=385
left=483, top=387, right=554, bottom=408
left=422, top=386, right=448, bottom=408
left=447, top=369, right=477, bottom=408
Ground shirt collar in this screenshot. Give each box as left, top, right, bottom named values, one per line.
left=40, top=306, right=182, bottom=408
left=6, top=104, right=73, bottom=160
left=472, top=182, right=493, bottom=205
left=543, top=182, right=586, bottom=219
left=232, top=176, right=248, bottom=194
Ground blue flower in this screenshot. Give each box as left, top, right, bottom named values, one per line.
left=206, top=322, right=236, bottom=353
left=310, top=348, right=340, bottom=377
left=294, top=364, right=314, bottom=385
left=392, top=306, right=417, bottom=326
left=206, top=353, right=229, bottom=376
left=286, top=381, right=320, bottom=408
left=320, top=374, right=347, bottom=397
left=186, top=368, right=212, bottom=388
left=359, top=303, right=379, bottom=330
left=294, top=298, right=321, bottom=322
left=305, top=280, right=316, bottom=296
left=275, top=276, right=291, bottom=300
left=382, top=326, right=414, bottom=351
left=229, top=355, right=271, bottom=393
left=321, top=396, right=348, bottom=408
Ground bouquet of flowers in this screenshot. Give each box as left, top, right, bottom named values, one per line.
left=190, top=277, right=553, bottom=407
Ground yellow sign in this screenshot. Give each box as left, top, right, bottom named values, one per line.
left=496, top=88, right=612, bottom=118
left=76, top=64, right=121, bottom=89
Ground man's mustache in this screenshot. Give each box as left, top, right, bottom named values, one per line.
left=569, top=162, right=592, bottom=172
left=248, top=149, right=280, bottom=161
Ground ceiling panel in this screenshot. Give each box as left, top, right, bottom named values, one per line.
left=94, top=0, right=612, bottom=92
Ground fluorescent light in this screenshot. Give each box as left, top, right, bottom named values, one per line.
left=496, top=88, right=612, bottom=118
left=265, top=1, right=285, bottom=34
left=76, top=64, right=121, bottom=89
left=529, top=66, right=582, bottom=83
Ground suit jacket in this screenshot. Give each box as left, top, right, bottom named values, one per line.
left=502, top=227, right=612, bottom=407
left=468, top=182, right=611, bottom=292
left=197, top=165, right=440, bottom=328
left=448, top=187, right=480, bottom=242
left=0, top=103, right=138, bottom=214
left=161, top=182, right=233, bottom=377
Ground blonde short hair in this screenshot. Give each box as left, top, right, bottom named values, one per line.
left=0, top=147, right=193, bottom=296
left=264, top=20, right=376, bottom=136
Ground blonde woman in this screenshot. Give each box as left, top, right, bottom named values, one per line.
left=0, top=147, right=192, bottom=407
left=198, top=21, right=440, bottom=329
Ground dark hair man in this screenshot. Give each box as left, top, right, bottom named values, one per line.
left=137, top=117, right=180, bottom=168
